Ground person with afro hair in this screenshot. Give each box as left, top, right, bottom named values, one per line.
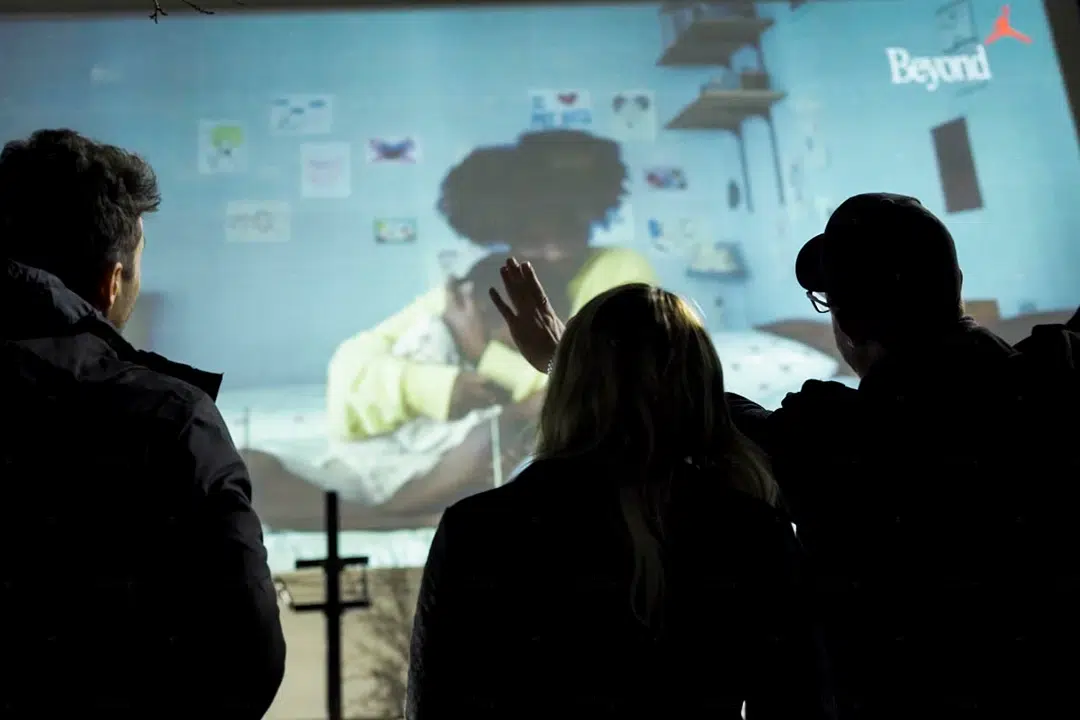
left=319, top=130, right=658, bottom=522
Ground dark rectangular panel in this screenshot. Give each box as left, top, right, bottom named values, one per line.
left=932, top=116, right=984, bottom=214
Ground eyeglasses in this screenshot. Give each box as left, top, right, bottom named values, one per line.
left=807, top=291, right=831, bottom=314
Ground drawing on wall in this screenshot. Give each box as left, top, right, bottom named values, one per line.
left=644, top=166, right=687, bottom=190
left=374, top=218, right=418, bottom=244
left=366, top=137, right=420, bottom=164
left=270, top=95, right=334, bottom=135
left=687, top=241, right=747, bottom=280
left=529, top=89, right=593, bottom=130
left=225, top=201, right=291, bottom=243
left=647, top=217, right=710, bottom=255
left=591, top=203, right=635, bottom=246
left=198, top=121, right=247, bottom=175
left=611, top=90, right=657, bottom=141
left=301, top=142, right=352, bottom=198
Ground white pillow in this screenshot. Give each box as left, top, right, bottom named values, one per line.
left=710, top=330, right=839, bottom=402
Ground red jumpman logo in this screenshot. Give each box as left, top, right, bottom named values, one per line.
left=984, top=5, right=1032, bottom=45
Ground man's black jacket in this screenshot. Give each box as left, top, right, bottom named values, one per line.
left=727, top=315, right=1080, bottom=717
left=0, top=259, right=285, bottom=718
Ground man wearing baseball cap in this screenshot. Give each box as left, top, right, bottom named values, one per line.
left=794, top=193, right=966, bottom=377
left=490, top=191, right=1080, bottom=718
left=728, top=193, right=1080, bottom=717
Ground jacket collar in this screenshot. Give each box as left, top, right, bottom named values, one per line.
left=2, top=259, right=223, bottom=400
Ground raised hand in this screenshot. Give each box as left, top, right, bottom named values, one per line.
left=488, top=258, right=565, bottom=374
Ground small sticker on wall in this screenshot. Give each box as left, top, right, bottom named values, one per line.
left=225, top=201, right=291, bottom=243
left=270, top=94, right=333, bottom=135
left=301, top=142, right=352, bottom=198
left=644, top=166, right=687, bottom=190
left=366, top=137, right=421, bottom=163
left=198, top=121, right=247, bottom=175
left=374, top=218, right=418, bottom=244
left=529, top=90, right=593, bottom=130
left=611, top=90, right=656, bottom=141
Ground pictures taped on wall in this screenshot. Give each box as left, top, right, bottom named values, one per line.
left=644, top=166, right=687, bottom=190
left=301, top=142, right=352, bottom=198
left=374, top=218, right=418, bottom=244
left=529, top=89, right=593, bottom=130
left=367, top=137, right=421, bottom=163
left=270, top=94, right=334, bottom=136
left=198, top=120, right=247, bottom=175
left=611, top=90, right=657, bottom=141
left=225, top=201, right=291, bottom=243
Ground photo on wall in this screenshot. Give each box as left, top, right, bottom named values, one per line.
left=374, top=217, right=418, bottom=244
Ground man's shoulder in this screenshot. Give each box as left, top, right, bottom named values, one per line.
left=740, top=378, right=860, bottom=430
left=97, top=353, right=222, bottom=435
left=7, top=333, right=224, bottom=446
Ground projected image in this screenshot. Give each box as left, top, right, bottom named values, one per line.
left=246, top=130, right=658, bottom=533
left=5, top=0, right=1079, bottom=572
left=4, top=0, right=1080, bottom=716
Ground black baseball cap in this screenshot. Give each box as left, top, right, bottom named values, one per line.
left=795, top=193, right=962, bottom=311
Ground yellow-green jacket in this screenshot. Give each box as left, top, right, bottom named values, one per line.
left=327, top=248, right=658, bottom=441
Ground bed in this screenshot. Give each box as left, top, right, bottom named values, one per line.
left=222, top=303, right=1074, bottom=569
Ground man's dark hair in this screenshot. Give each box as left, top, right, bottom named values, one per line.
left=0, top=129, right=161, bottom=300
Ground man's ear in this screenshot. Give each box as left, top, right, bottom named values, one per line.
left=98, top=261, right=124, bottom=312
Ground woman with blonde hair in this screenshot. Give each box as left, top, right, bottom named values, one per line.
left=406, top=264, right=835, bottom=719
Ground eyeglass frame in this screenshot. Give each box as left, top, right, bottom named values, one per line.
left=807, top=291, right=831, bottom=314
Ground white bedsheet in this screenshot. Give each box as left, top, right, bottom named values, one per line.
left=217, top=330, right=844, bottom=486
left=218, top=330, right=845, bottom=566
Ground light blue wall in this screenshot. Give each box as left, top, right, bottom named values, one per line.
left=0, top=0, right=1077, bottom=389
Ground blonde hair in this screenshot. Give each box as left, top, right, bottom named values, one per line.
left=535, top=284, right=778, bottom=630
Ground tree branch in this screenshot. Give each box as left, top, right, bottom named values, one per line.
left=151, top=0, right=246, bottom=23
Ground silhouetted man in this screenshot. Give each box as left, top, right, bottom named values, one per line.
left=725, top=194, right=1080, bottom=717
left=0, top=130, right=285, bottom=718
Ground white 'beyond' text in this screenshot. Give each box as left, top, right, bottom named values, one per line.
left=885, top=46, right=992, bottom=91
